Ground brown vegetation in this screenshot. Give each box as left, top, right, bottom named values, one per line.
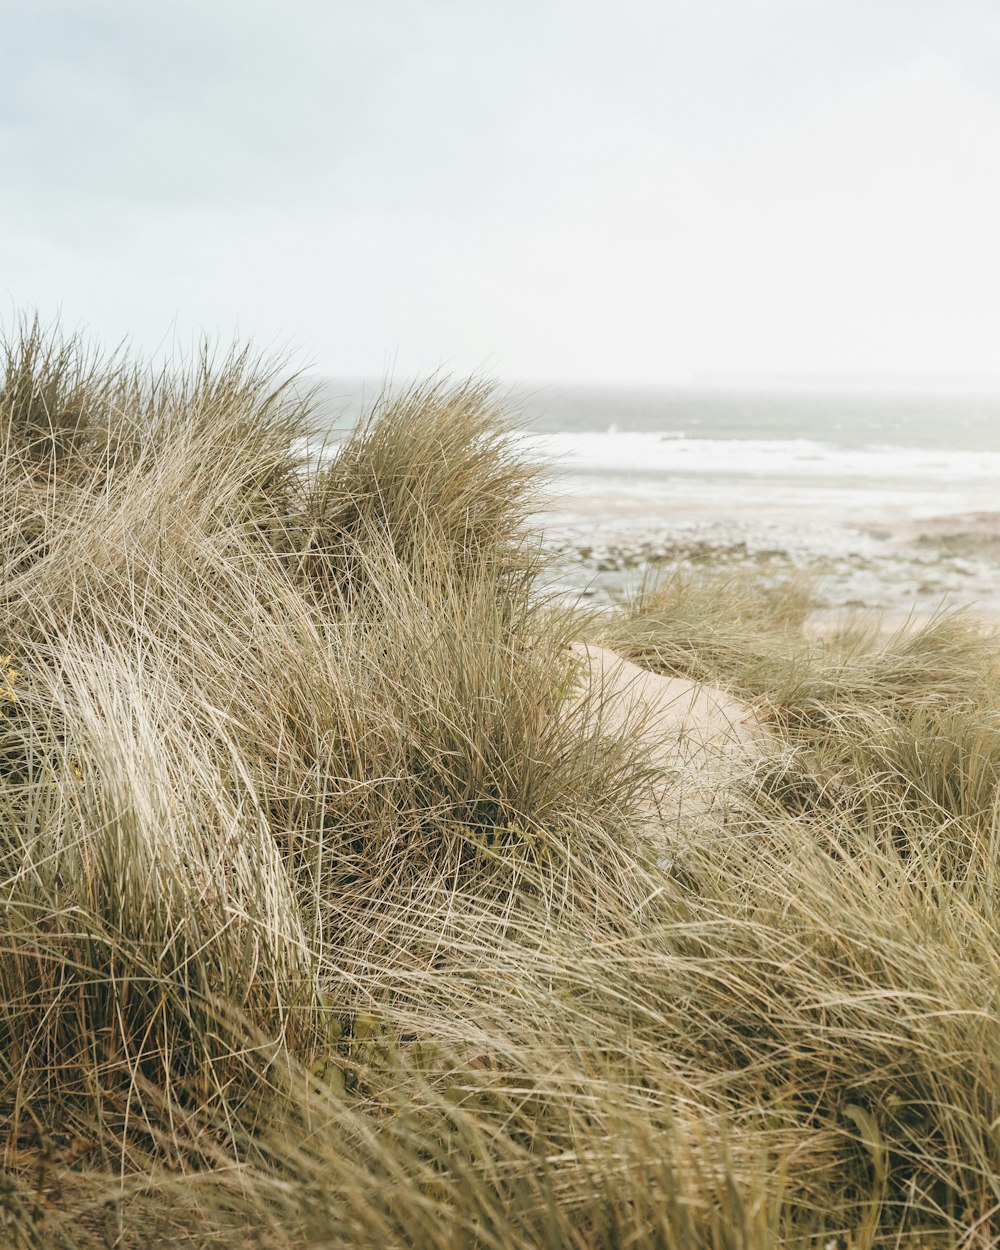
left=2, top=320, right=1000, bottom=1247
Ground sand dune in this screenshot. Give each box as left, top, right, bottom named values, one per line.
left=567, top=642, right=767, bottom=841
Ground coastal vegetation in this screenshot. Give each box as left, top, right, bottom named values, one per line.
left=2, top=319, right=1000, bottom=1247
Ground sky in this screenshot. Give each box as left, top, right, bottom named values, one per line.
left=2, top=0, right=1000, bottom=385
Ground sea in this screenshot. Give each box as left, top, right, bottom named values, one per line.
left=312, top=380, right=1000, bottom=616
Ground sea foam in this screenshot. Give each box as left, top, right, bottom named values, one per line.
left=518, top=430, right=1000, bottom=482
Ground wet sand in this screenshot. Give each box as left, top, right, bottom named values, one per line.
left=541, top=508, right=1000, bottom=620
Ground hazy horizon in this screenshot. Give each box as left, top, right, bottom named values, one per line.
left=319, top=370, right=1000, bottom=396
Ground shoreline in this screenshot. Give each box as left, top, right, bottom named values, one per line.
left=539, top=506, right=1000, bottom=619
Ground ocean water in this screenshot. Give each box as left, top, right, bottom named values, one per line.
left=313, top=380, right=1000, bottom=612
left=514, top=384, right=1000, bottom=528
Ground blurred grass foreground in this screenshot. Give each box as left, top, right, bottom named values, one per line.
left=3, top=318, right=1000, bottom=1248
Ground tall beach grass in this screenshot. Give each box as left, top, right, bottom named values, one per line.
left=2, top=320, right=1000, bottom=1247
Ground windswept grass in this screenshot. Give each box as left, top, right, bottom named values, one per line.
left=3, top=320, right=1000, bottom=1247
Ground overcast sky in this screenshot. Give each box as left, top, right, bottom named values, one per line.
left=2, top=0, right=999, bottom=384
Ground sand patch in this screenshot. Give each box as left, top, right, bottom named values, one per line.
left=567, top=642, right=768, bottom=845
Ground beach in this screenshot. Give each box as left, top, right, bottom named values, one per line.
left=518, top=384, right=1000, bottom=617
left=320, top=379, right=1000, bottom=617
left=540, top=501, right=1000, bottom=623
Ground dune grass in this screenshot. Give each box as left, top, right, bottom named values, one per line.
left=3, top=320, right=1000, bottom=1247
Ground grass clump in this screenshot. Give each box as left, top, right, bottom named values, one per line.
left=4, top=318, right=1000, bottom=1247
left=589, top=562, right=816, bottom=691
left=298, top=378, right=541, bottom=603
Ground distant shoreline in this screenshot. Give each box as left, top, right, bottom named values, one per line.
left=540, top=506, right=1000, bottom=619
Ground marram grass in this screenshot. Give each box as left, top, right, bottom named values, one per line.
left=2, top=319, right=1000, bottom=1247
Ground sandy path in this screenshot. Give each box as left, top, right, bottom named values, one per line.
left=567, top=642, right=768, bottom=842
